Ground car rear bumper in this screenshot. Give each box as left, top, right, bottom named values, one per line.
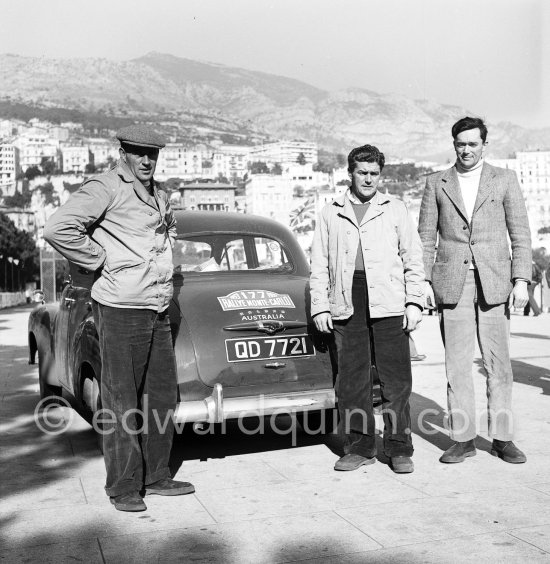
left=174, top=384, right=336, bottom=423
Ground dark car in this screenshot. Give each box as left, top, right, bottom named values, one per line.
left=28, top=211, right=336, bottom=430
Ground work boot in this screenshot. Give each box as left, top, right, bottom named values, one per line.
left=146, top=477, right=195, bottom=496
left=491, top=440, right=526, bottom=464
left=439, top=440, right=476, bottom=463
left=110, top=491, right=147, bottom=512
left=390, top=456, right=414, bottom=473
left=334, top=453, right=376, bottom=471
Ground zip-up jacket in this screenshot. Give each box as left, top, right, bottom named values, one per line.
left=310, top=190, right=424, bottom=319
left=44, top=160, right=176, bottom=312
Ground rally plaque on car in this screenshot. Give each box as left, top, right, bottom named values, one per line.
left=225, top=334, right=316, bottom=363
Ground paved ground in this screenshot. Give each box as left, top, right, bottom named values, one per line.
left=1, top=304, right=549, bottom=563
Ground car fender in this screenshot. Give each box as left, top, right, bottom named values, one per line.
left=28, top=303, right=61, bottom=388
left=73, top=317, right=102, bottom=416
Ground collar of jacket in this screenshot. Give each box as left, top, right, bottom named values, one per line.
left=333, top=189, right=391, bottom=227
left=440, top=162, right=498, bottom=222
left=115, top=159, right=161, bottom=211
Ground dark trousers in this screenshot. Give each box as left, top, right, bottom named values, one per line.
left=93, top=301, right=177, bottom=497
left=332, top=273, right=413, bottom=458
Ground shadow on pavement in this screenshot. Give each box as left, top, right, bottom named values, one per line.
left=169, top=414, right=330, bottom=475
left=511, top=332, right=550, bottom=341
left=511, top=358, right=550, bottom=396
left=474, top=357, right=550, bottom=396
left=409, top=391, right=492, bottom=454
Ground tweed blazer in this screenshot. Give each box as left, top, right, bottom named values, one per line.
left=418, top=162, right=531, bottom=305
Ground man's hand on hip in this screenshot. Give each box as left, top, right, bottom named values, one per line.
left=403, top=305, right=423, bottom=332
left=509, top=280, right=529, bottom=309
left=313, top=312, right=333, bottom=333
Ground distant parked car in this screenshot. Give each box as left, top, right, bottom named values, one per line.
left=28, top=211, right=336, bottom=432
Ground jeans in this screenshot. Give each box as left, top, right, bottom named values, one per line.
left=92, top=301, right=177, bottom=497
left=332, top=272, right=413, bottom=458
left=439, top=270, right=514, bottom=442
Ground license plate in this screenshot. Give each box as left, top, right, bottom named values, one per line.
left=225, top=334, right=316, bottom=363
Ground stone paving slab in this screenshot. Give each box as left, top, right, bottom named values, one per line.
left=336, top=486, right=550, bottom=548
left=509, top=524, right=550, bottom=553
left=194, top=470, right=424, bottom=523
left=0, top=539, right=105, bottom=564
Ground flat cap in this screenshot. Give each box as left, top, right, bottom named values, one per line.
left=116, top=125, right=166, bottom=149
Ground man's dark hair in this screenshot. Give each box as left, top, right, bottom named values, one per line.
left=347, top=144, right=385, bottom=172
left=451, top=117, right=488, bottom=142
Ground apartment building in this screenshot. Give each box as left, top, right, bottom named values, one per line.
left=176, top=181, right=236, bottom=211
left=244, top=174, right=294, bottom=226
left=516, top=150, right=550, bottom=239
left=0, top=119, right=27, bottom=139
left=60, top=142, right=92, bottom=174
left=85, top=138, right=119, bottom=168
left=0, top=142, right=19, bottom=194
left=14, top=129, right=60, bottom=171
left=156, top=144, right=202, bottom=180
left=248, top=140, right=318, bottom=166
left=210, top=144, right=250, bottom=180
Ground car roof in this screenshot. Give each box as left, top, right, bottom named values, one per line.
left=173, top=210, right=310, bottom=275
left=175, top=210, right=289, bottom=237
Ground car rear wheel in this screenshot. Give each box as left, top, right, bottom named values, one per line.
left=38, top=350, right=63, bottom=405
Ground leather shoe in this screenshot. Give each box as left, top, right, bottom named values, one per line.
left=439, top=440, right=476, bottom=463
left=491, top=440, right=526, bottom=464
left=146, top=478, right=195, bottom=496
left=110, top=491, right=147, bottom=512
left=390, top=456, right=414, bottom=473
left=334, top=453, right=375, bottom=471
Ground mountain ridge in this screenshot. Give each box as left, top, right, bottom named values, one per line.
left=0, top=52, right=548, bottom=160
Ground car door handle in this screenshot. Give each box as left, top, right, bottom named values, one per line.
left=223, top=320, right=307, bottom=333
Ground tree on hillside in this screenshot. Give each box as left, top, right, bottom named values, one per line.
left=24, top=166, right=41, bottom=181
left=249, top=161, right=270, bottom=174
left=40, top=157, right=56, bottom=176
left=296, top=152, right=307, bottom=166
left=533, top=247, right=550, bottom=272
left=2, top=190, right=32, bottom=208
left=272, top=163, right=283, bottom=175
left=0, top=213, right=39, bottom=290
left=36, top=183, right=59, bottom=206
left=293, top=185, right=305, bottom=198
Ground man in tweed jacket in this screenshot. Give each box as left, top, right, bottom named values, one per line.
left=418, top=116, right=531, bottom=465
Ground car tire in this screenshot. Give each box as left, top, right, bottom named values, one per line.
left=38, top=350, right=63, bottom=405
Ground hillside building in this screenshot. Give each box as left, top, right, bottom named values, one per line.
left=156, top=144, right=202, bottom=180
left=0, top=142, right=20, bottom=195
left=13, top=130, right=60, bottom=172
left=248, top=140, right=318, bottom=167
left=60, top=142, right=92, bottom=174
left=176, top=181, right=236, bottom=211
left=209, top=144, right=250, bottom=181
left=244, top=174, right=294, bottom=226
left=516, top=150, right=550, bottom=241
left=84, top=138, right=119, bottom=168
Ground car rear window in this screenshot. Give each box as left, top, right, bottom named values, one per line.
left=173, top=234, right=294, bottom=273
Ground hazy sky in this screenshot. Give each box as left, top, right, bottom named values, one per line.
left=1, top=0, right=549, bottom=128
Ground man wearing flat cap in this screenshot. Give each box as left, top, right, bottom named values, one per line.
left=44, top=124, right=194, bottom=512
